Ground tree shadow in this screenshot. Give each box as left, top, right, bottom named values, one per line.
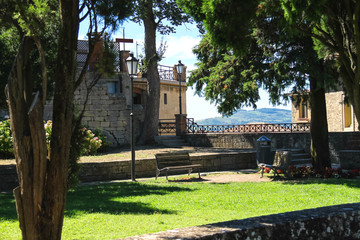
left=278, top=178, right=360, bottom=189
left=168, top=177, right=209, bottom=183
left=65, top=181, right=193, bottom=217
left=0, top=192, right=17, bottom=221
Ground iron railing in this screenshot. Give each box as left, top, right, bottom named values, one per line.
left=186, top=120, right=310, bottom=134
left=158, top=119, right=176, bottom=135
left=158, top=65, right=174, bottom=81
left=159, top=118, right=310, bottom=135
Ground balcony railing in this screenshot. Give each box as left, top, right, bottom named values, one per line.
left=186, top=119, right=310, bottom=134
left=158, top=119, right=176, bottom=135
left=159, top=118, right=310, bottom=135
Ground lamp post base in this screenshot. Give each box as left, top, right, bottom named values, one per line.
left=175, top=114, right=187, bottom=136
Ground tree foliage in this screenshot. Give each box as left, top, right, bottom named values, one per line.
left=181, top=0, right=338, bottom=169
left=186, top=1, right=338, bottom=114
left=280, top=0, right=360, bottom=128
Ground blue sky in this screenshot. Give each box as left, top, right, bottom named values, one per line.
left=79, top=19, right=291, bottom=121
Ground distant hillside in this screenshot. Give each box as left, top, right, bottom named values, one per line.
left=197, top=108, right=291, bottom=125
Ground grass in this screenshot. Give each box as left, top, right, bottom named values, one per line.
left=1, top=177, right=360, bottom=240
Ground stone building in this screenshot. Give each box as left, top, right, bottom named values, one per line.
left=291, top=90, right=359, bottom=132
left=45, top=38, right=187, bottom=146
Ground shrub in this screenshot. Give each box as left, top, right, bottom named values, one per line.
left=0, top=120, right=104, bottom=158
left=81, top=127, right=103, bottom=155
left=92, top=128, right=111, bottom=152
left=43, top=121, right=103, bottom=156
left=0, top=120, right=13, bottom=157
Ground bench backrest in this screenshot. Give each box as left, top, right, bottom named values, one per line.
left=155, top=152, right=191, bottom=169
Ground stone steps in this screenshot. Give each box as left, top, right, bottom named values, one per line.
left=154, top=135, right=189, bottom=147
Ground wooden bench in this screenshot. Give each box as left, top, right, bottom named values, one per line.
left=155, top=152, right=202, bottom=180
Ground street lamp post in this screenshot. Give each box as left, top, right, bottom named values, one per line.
left=125, top=53, right=138, bottom=181
left=176, top=60, right=184, bottom=115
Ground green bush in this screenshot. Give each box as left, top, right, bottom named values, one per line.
left=92, top=128, right=111, bottom=152
left=81, top=126, right=103, bottom=155
left=0, top=120, right=105, bottom=158
left=0, top=120, right=13, bottom=157
left=44, top=121, right=103, bottom=156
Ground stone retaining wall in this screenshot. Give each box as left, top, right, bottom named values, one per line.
left=0, top=164, right=17, bottom=192
left=121, top=202, right=360, bottom=240
left=0, top=151, right=256, bottom=191
left=185, top=132, right=360, bottom=168
left=79, top=151, right=256, bottom=182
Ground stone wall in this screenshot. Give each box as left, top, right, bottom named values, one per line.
left=121, top=203, right=360, bottom=240
left=0, top=151, right=256, bottom=191
left=0, top=164, right=17, bottom=192
left=79, top=151, right=256, bottom=182
left=185, top=132, right=360, bottom=168
left=184, top=133, right=312, bottom=151
left=0, top=109, right=9, bottom=119
left=73, top=72, right=143, bottom=146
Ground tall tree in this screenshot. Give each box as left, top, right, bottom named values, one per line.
left=180, top=0, right=336, bottom=169
left=281, top=0, right=360, bottom=129
left=132, top=0, right=192, bottom=144
left=3, top=1, right=132, bottom=239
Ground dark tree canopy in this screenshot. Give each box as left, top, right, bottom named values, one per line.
left=280, top=0, right=360, bottom=128
left=181, top=0, right=338, bottom=169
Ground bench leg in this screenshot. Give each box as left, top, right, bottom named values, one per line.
left=166, top=171, right=168, bottom=181
left=198, top=169, right=201, bottom=179
left=155, top=169, right=160, bottom=180
left=260, top=167, right=264, bottom=178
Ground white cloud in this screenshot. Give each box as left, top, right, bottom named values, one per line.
left=162, top=35, right=201, bottom=64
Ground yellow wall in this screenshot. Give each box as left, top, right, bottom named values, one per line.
left=291, top=96, right=311, bottom=123
left=159, top=80, right=187, bottom=119
left=291, top=91, right=359, bottom=131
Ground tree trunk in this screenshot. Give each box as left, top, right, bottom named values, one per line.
left=6, top=1, right=79, bottom=239
left=309, top=76, right=331, bottom=170
left=139, top=0, right=161, bottom=144
left=7, top=35, right=48, bottom=240
left=39, top=1, right=79, bottom=239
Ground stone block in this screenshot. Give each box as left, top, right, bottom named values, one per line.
left=94, top=116, right=105, bottom=122
left=100, top=121, right=110, bottom=128
left=339, top=150, right=360, bottom=169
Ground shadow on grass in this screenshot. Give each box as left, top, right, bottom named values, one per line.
left=0, top=192, right=17, bottom=221
left=277, top=177, right=360, bottom=189
left=168, top=177, right=209, bottom=183
left=65, top=181, right=193, bottom=217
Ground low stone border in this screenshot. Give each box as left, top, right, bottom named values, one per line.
left=121, top=203, right=360, bottom=240
left=0, top=151, right=256, bottom=191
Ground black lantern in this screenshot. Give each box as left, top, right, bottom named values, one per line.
left=125, top=53, right=138, bottom=75
left=176, top=60, right=184, bottom=75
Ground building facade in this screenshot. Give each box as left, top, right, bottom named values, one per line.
left=45, top=39, right=187, bottom=146
left=292, top=90, right=359, bottom=132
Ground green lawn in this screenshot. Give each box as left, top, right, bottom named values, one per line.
left=1, top=177, right=360, bottom=240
